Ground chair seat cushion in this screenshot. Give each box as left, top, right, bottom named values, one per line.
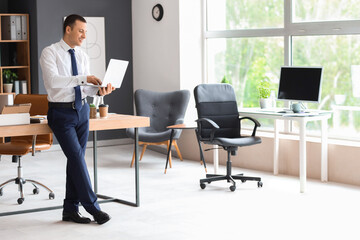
left=0, top=142, right=32, bottom=155
left=208, top=136, right=262, bottom=147
left=126, top=127, right=182, bottom=143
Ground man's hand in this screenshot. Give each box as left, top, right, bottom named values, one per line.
left=87, top=75, right=102, bottom=85
left=98, top=83, right=115, bottom=96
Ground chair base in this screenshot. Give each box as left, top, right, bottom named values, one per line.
left=200, top=174, right=262, bottom=192
left=199, top=151, right=263, bottom=192
left=0, top=156, right=55, bottom=204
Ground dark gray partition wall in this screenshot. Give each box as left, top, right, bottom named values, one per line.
left=7, top=0, right=133, bottom=141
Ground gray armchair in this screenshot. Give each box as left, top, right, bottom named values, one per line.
left=126, top=89, right=190, bottom=168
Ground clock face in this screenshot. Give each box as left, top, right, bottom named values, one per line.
left=152, top=4, right=164, bottom=21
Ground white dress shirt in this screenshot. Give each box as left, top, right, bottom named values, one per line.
left=40, top=39, right=98, bottom=102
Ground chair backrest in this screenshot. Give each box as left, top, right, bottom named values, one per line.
left=13, top=94, right=52, bottom=147
left=194, top=83, right=240, bottom=139
left=14, top=94, right=49, bottom=115
left=135, top=89, right=190, bottom=132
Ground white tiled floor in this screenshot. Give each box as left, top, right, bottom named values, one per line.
left=0, top=144, right=359, bottom=240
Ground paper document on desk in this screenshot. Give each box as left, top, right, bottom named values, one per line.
left=0, top=113, right=30, bottom=126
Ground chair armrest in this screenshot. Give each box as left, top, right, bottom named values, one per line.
left=239, top=117, right=261, bottom=136
left=196, top=118, right=220, bottom=128
left=196, top=118, right=219, bottom=141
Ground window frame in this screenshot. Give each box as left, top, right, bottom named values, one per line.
left=203, top=0, right=360, bottom=139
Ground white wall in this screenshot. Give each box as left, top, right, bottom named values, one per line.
left=132, top=0, right=203, bottom=121
left=132, top=0, right=181, bottom=92
left=179, top=0, right=203, bottom=121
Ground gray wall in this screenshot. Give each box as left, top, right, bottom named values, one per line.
left=8, top=0, right=133, bottom=141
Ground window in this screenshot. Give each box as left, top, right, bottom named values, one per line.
left=207, top=0, right=284, bottom=30
left=205, top=0, right=360, bottom=138
left=293, top=0, right=360, bottom=22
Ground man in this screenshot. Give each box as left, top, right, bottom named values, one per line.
left=40, top=14, right=114, bottom=224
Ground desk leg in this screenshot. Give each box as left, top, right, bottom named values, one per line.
left=321, top=118, right=328, bottom=182
left=165, top=129, right=174, bottom=174
left=299, top=119, right=307, bottom=193
left=95, top=128, right=140, bottom=207
left=135, top=128, right=139, bottom=206
left=274, top=119, right=280, bottom=175
left=93, top=131, right=98, bottom=193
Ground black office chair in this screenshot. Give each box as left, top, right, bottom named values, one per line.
left=194, top=83, right=263, bottom=191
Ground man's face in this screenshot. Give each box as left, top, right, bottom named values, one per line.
left=66, top=20, right=87, bottom=47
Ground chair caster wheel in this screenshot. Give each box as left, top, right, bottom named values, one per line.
left=241, top=180, right=246, bottom=183
left=0, top=188, right=3, bottom=196
left=258, top=181, right=263, bottom=188
left=230, top=185, right=236, bottom=192
left=49, top=192, right=55, bottom=200
left=200, top=183, right=206, bottom=189
left=17, top=198, right=24, bottom=205
left=33, top=188, right=39, bottom=194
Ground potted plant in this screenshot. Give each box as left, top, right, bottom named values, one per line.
left=257, top=78, right=271, bottom=109
left=89, top=103, right=97, bottom=119
left=2, top=69, right=17, bottom=93
left=221, top=75, right=231, bottom=84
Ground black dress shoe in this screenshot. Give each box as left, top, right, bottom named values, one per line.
left=93, top=210, right=111, bottom=224
left=62, top=211, right=91, bottom=224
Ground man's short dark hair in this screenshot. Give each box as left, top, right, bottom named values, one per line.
left=63, top=14, right=86, bottom=34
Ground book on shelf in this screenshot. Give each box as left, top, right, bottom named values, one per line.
left=15, top=15, right=22, bottom=40
left=20, top=80, right=27, bottom=94
left=21, top=15, right=28, bottom=40
left=14, top=80, right=20, bottom=94
left=1, top=16, right=17, bottom=40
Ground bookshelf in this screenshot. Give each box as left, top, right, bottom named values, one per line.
left=0, top=13, right=31, bottom=95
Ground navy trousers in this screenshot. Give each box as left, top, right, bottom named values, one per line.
left=47, top=103, right=100, bottom=215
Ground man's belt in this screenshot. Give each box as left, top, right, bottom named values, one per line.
left=48, top=99, right=87, bottom=109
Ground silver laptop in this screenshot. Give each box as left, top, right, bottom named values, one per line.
left=87, top=59, right=129, bottom=88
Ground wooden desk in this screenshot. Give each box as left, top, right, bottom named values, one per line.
left=0, top=114, right=149, bottom=217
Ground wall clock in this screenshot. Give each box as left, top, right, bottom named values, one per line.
left=152, top=4, right=164, bottom=21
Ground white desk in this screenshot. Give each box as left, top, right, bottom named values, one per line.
left=238, top=108, right=332, bottom=193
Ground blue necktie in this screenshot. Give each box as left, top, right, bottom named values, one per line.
left=68, top=49, right=82, bottom=110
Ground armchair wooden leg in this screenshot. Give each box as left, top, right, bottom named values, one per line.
left=130, top=150, right=135, bottom=167
left=167, top=141, right=172, bottom=168
left=173, top=141, right=183, bottom=161
left=130, top=143, right=146, bottom=168
left=140, top=144, right=147, bottom=161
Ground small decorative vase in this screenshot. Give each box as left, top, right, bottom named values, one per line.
left=260, top=98, right=271, bottom=109
left=3, top=83, right=13, bottom=93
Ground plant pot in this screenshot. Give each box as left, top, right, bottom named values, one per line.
left=3, top=83, right=13, bottom=93
left=260, top=98, right=271, bottom=109
left=334, top=94, right=346, bottom=105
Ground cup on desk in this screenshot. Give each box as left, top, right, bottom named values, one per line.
left=89, top=104, right=97, bottom=119
left=99, top=104, right=109, bottom=118
left=291, top=103, right=303, bottom=113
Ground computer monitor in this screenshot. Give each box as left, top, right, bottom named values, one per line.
left=277, top=66, right=323, bottom=103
